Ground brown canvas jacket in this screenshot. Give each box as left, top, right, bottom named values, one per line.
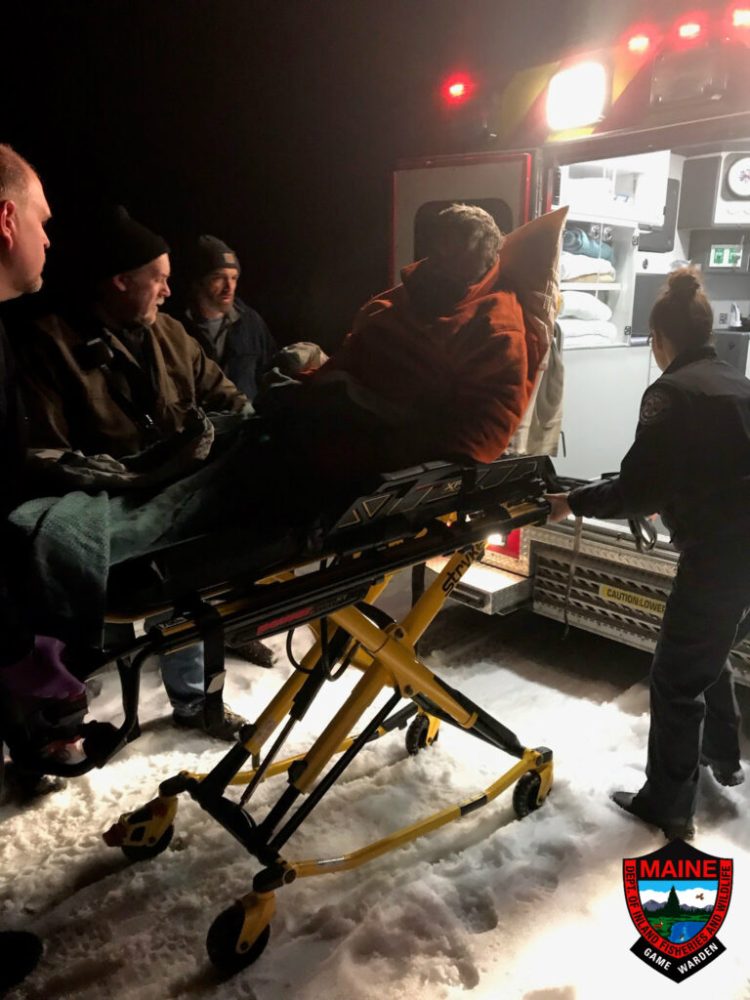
left=19, top=311, right=248, bottom=458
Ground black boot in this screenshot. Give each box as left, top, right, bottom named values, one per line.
left=612, top=790, right=695, bottom=841
left=173, top=704, right=247, bottom=743
left=0, top=930, right=43, bottom=991
left=226, top=636, right=276, bottom=669
left=700, top=755, right=744, bottom=787
left=0, top=761, right=66, bottom=805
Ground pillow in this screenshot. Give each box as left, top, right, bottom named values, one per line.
left=498, top=206, right=568, bottom=455
left=560, top=290, right=613, bottom=322
left=498, top=206, right=568, bottom=380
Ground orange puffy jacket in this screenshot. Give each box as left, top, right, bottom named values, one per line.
left=314, top=257, right=530, bottom=466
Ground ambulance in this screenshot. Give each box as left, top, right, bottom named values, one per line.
left=393, top=6, right=750, bottom=678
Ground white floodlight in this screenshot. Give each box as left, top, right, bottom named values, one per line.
left=546, top=62, right=608, bottom=131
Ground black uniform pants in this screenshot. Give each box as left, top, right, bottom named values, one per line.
left=640, top=531, right=750, bottom=820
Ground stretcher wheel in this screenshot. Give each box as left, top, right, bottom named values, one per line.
left=206, top=902, right=270, bottom=974
left=512, top=772, right=543, bottom=819
left=405, top=714, right=436, bottom=755
left=121, top=823, right=174, bottom=862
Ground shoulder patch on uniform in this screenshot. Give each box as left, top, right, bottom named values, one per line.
left=639, top=387, right=673, bottom=425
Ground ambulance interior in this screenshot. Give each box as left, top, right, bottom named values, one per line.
left=551, top=141, right=750, bottom=483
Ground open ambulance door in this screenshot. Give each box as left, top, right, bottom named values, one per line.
left=391, top=151, right=537, bottom=281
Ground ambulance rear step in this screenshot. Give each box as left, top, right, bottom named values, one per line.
left=425, top=557, right=533, bottom=615
left=527, top=524, right=750, bottom=685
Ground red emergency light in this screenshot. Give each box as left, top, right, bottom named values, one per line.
left=628, top=33, right=652, bottom=54
left=622, top=21, right=661, bottom=56
left=486, top=529, right=521, bottom=560
left=678, top=20, right=702, bottom=39
left=441, top=73, right=476, bottom=105
left=732, top=7, right=750, bottom=28
left=671, top=11, right=710, bottom=45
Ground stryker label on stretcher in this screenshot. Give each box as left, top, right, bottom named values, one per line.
left=599, top=584, right=666, bottom=617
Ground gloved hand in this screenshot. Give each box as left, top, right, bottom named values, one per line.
left=59, top=457, right=139, bottom=491
left=58, top=451, right=129, bottom=475
left=28, top=448, right=139, bottom=494
left=122, top=408, right=215, bottom=476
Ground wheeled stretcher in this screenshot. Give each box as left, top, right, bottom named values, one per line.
left=11, top=454, right=555, bottom=973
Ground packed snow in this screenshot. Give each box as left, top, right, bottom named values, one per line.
left=2, top=581, right=749, bottom=1000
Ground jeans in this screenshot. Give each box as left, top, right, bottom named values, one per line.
left=158, top=643, right=206, bottom=718
left=639, top=529, right=750, bottom=821
left=144, top=613, right=205, bottom=718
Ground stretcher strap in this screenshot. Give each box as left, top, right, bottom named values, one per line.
left=562, top=515, right=584, bottom=638
left=188, top=600, right=226, bottom=728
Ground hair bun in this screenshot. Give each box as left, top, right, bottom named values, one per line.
left=667, top=267, right=702, bottom=302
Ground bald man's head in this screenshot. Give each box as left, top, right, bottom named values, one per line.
left=0, top=144, right=51, bottom=300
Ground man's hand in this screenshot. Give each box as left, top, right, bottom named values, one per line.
left=544, top=492, right=573, bottom=523
left=58, top=451, right=129, bottom=475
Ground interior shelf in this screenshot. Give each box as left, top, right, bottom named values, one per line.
left=562, top=212, right=638, bottom=229
left=560, top=282, right=622, bottom=291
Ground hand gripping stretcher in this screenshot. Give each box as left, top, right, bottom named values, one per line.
left=20, top=454, right=555, bottom=974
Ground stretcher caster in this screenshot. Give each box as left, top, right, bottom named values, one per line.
left=405, top=713, right=440, bottom=755
left=121, top=823, right=174, bottom=862
left=512, top=772, right=544, bottom=819
left=102, top=794, right=178, bottom=861
left=206, top=892, right=275, bottom=974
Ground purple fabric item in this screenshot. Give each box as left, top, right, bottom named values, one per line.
left=0, top=635, right=86, bottom=700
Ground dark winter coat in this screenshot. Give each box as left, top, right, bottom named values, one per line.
left=0, top=322, right=26, bottom=517
left=569, top=346, right=750, bottom=549
left=0, top=321, right=34, bottom=664
left=182, top=298, right=276, bottom=401
left=18, top=310, right=248, bottom=458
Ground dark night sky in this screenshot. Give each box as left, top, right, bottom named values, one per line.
left=6, top=0, right=690, bottom=349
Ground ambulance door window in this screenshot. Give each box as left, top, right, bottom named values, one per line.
left=414, top=199, right=513, bottom=262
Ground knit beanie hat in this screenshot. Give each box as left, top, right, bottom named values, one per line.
left=189, top=235, right=241, bottom=281
left=91, top=205, right=170, bottom=280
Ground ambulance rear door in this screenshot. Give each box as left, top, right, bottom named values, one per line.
left=392, top=151, right=538, bottom=280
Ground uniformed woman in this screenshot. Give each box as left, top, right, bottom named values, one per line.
left=547, top=268, right=750, bottom=840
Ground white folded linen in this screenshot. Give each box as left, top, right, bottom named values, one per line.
left=560, top=290, right=613, bottom=322
left=559, top=251, right=616, bottom=281
left=559, top=318, right=619, bottom=348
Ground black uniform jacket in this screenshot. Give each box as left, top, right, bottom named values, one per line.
left=568, top=346, right=750, bottom=549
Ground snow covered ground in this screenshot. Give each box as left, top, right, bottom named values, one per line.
left=2, top=581, right=749, bottom=1000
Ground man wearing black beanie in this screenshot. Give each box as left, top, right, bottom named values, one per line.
left=10, top=206, right=251, bottom=742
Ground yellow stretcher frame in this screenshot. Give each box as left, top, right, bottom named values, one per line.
left=103, top=511, right=553, bottom=975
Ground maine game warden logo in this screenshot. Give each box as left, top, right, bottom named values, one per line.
left=623, top=839, right=733, bottom=983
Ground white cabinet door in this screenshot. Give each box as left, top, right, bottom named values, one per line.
left=555, top=345, right=653, bottom=480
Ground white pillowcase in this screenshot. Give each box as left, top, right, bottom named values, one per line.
left=560, top=290, right=613, bottom=322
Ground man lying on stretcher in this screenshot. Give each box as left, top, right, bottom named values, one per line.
left=5, top=203, right=567, bottom=726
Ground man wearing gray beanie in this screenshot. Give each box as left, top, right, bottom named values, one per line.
left=180, top=235, right=278, bottom=668
left=182, top=234, right=276, bottom=402
left=11, top=207, right=251, bottom=742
